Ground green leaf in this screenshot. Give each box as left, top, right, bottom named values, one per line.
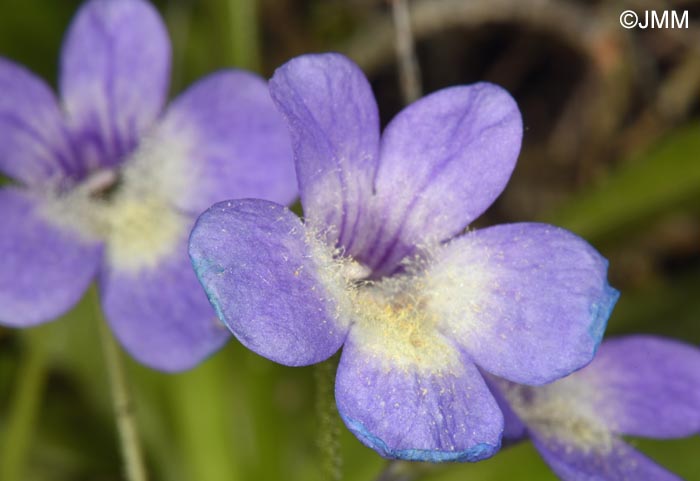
left=545, top=124, right=700, bottom=242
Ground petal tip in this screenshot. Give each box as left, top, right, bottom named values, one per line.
left=340, top=412, right=500, bottom=463
left=588, top=284, right=620, bottom=348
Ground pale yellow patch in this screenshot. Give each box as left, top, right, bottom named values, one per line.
left=501, top=378, right=615, bottom=454
left=39, top=132, right=192, bottom=272
left=290, top=232, right=463, bottom=376
left=350, top=278, right=462, bottom=374
left=101, top=193, right=187, bottom=270
left=315, top=246, right=463, bottom=375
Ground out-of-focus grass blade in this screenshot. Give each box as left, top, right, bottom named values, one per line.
left=41, top=294, right=185, bottom=481
left=166, top=345, right=243, bottom=481
left=545, top=124, right=700, bottom=242
left=606, top=270, right=700, bottom=342
left=0, top=1, right=70, bottom=83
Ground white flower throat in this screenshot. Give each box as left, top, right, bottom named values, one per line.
left=40, top=137, right=190, bottom=272
left=312, top=234, right=462, bottom=375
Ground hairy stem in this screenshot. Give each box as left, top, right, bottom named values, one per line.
left=315, top=358, right=342, bottom=481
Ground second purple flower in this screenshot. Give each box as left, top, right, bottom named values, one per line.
left=0, top=0, right=296, bottom=371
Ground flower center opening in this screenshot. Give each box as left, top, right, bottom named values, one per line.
left=345, top=265, right=461, bottom=374
left=308, top=231, right=461, bottom=374
left=40, top=142, right=189, bottom=272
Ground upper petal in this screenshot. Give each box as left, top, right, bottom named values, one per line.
left=100, top=226, right=229, bottom=372
left=0, top=187, right=101, bottom=326
left=532, top=434, right=683, bottom=481
left=576, top=336, right=700, bottom=438
left=189, top=199, right=351, bottom=366
left=362, top=83, right=522, bottom=274
left=0, top=58, right=74, bottom=186
left=140, top=70, right=296, bottom=215
left=336, top=328, right=503, bottom=462
left=426, top=222, right=618, bottom=385
left=59, top=0, right=171, bottom=170
left=269, top=53, right=380, bottom=250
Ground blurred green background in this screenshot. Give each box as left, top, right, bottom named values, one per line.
left=1, top=0, right=699, bottom=480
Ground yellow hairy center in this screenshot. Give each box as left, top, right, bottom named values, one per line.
left=305, top=235, right=462, bottom=375
left=347, top=273, right=461, bottom=374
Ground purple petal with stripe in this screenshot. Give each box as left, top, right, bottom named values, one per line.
left=189, top=199, right=349, bottom=366
left=59, top=0, right=170, bottom=173
left=0, top=187, right=101, bottom=326
left=269, top=53, right=380, bottom=251
left=578, top=336, right=700, bottom=438
left=335, top=333, right=503, bottom=461
left=100, top=226, right=229, bottom=372
left=533, top=434, right=683, bottom=481
left=362, top=83, right=522, bottom=275
left=0, top=58, right=74, bottom=186
left=426, top=223, right=618, bottom=385
left=153, top=70, right=297, bottom=214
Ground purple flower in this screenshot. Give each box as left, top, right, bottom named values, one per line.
left=0, top=0, right=296, bottom=371
left=488, top=336, right=700, bottom=480
left=189, top=53, right=618, bottom=460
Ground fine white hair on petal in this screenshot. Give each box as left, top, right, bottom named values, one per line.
left=422, top=236, right=495, bottom=342
left=302, top=226, right=368, bottom=332
left=324, top=244, right=464, bottom=376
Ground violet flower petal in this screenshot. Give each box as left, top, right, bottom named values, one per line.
left=364, top=83, right=522, bottom=274
left=0, top=188, right=102, bottom=326
left=189, top=199, right=349, bottom=366
left=426, top=222, right=618, bottom=385
left=532, top=434, right=683, bottom=481
left=269, top=53, right=380, bottom=251
left=577, top=336, right=700, bottom=438
left=0, top=58, right=73, bottom=186
left=153, top=70, right=297, bottom=215
left=59, top=0, right=171, bottom=170
left=483, top=373, right=528, bottom=442
left=335, top=333, right=503, bottom=462
left=100, top=226, right=229, bottom=372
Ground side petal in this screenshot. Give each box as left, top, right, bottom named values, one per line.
left=0, top=58, right=73, bottom=186
left=269, top=53, right=380, bottom=250
left=59, top=0, right=171, bottom=169
left=139, top=70, right=296, bottom=214
left=577, top=336, right=700, bottom=438
left=363, top=83, right=522, bottom=274
left=100, top=228, right=229, bottom=372
left=188, top=199, right=350, bottom=366
left=533, top=434, right=683, bottom=481
left=336, top=332, right=503, bottom=462
left=426, top=222, right=619, bottom=385
left=0, top=187, right=101, bottom=326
